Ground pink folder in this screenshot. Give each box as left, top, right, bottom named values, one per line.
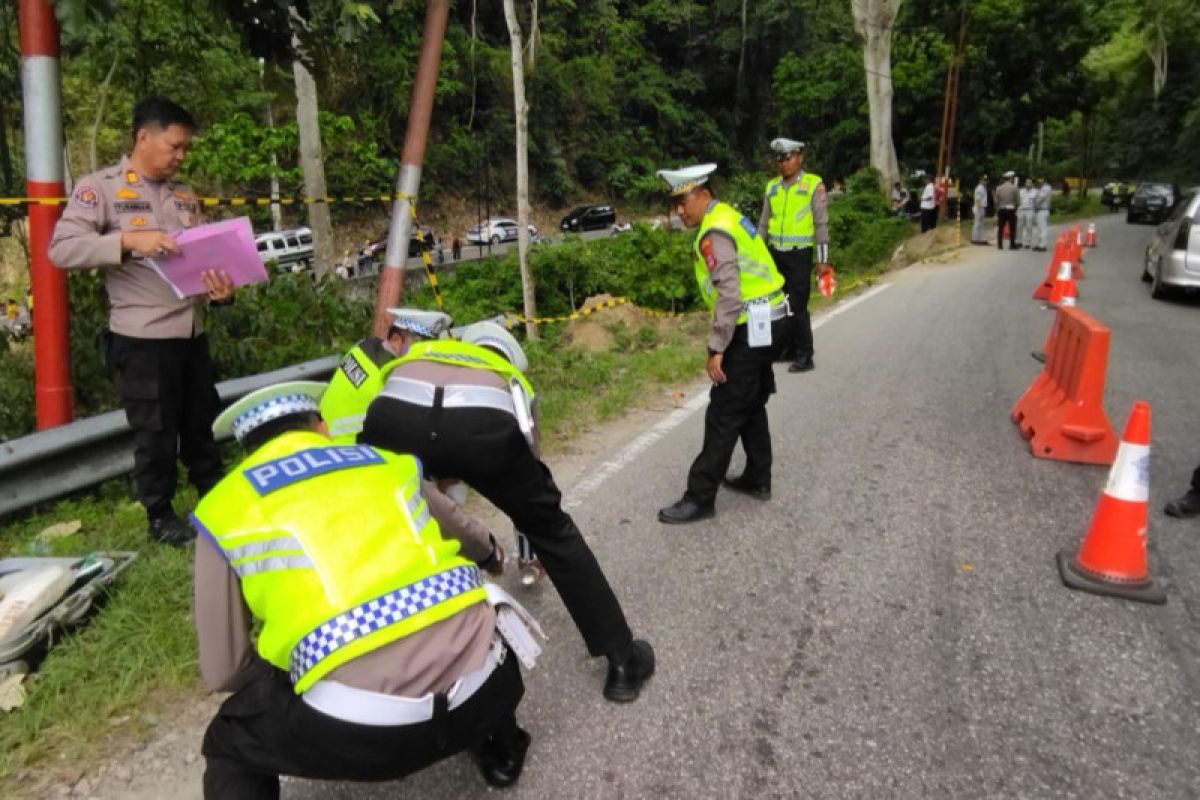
left=148, top=217, right=269, bottom=298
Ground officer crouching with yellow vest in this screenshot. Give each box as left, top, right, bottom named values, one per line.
left=321, top=308, right=541, bottom=582
left=656, top=163, right=789, bottom=524
left=760, top=138, right=832, bottom=374
left=359, top=320, right=656, bottom=703
left=191, top=381, right=541, bottom=797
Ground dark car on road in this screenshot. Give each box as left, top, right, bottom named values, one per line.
left=1127, top=182, right=1181, bottom=225
left=356, top=227, right=429, bottom=272
left=560, top=204, right=616, bottom=233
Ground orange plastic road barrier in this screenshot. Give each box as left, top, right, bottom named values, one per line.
left=1033, top=234, right=1071, bottom=300
left=1067, top=226, right=1085, bottom=277
left=1085, top=222, right=1097, bottom=247
left=1047, top=260, right=1078, bottom=307
left=1057, top=401, right=1165, bottom=604
left=1011, top=306, right=1118, bottom=464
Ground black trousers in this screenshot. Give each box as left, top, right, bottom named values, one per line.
left=202, top=653, right=524, bottom=799
left=920, top=208, right=938, bottom=232
left=685, top=320, right=783, bottom=506
left=1190, top=462, right=1200, bottom=493
left=768, top=245, right=814, bottom=361
left=107, top=332, right=224, bottom=518
left=360, top=399, right=633, bottom=658
left=997, top=209, right=1017, bottom=249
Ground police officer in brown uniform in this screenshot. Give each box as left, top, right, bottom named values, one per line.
left=49, top=97, right=233, bottom=547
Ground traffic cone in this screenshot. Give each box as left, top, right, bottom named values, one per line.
left=1057, top=401, right=1166, bottom=604
left=1085, top=222, right=1097, bottom=247
left=1046, top=260, right=1077, bottom=307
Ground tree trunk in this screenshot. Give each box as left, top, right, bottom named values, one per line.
left=290, top=15, right=333, bottom=273
left=851, top=0, right=902, bottom=192
left=1144, top=9, right=1168, bottom=99
left=88, top=53, right=120, bottom=173
left=503, top=0, right=538, bottom=340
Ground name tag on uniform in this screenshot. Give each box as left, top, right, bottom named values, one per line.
left=747, top=302, right=772, bottom=348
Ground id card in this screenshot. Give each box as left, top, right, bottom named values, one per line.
left=747, top=301, right=772, bottom=348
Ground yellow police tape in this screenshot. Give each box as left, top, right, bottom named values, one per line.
left=494, top=297, right=686, bottom=329
left=0, top=193, right=414, bottom=207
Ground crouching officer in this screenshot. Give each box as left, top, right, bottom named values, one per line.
left=760, top=137, right=831, bottom=373
left=321, top=308, right=453, bottom=444
left=191, top=381, right=538, bottom=798
left=320, top=308, right=538, bottom=581
left=657, top=163, right=788, bottom=524
left=360, top=321, right=656, bottom=703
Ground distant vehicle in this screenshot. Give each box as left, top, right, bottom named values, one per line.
left=1100, top=181, right=1134, bottom=209
left=1141, top=188, right=1200, bottom=299
left=465, top=218, right=539, bottom=246
left=255, top=227, right=313, bottom=272
left=1127, top=181, right=1181, bottom=225
left=560, top=204, right=616, bottom=233
left=357, top=227, right=429, bottom=272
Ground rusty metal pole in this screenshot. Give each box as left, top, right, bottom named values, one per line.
left=372, top=0, right=450, bottom=337
left=19, top=0, right=73, bottom=427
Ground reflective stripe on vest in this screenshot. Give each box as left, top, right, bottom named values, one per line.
left=765, top=172, right=821, bottom=250
left=692, top=202, right=786, bottom=325
left=394, top=339, right=535, bottom=400
left=192, top=430, right=485, bottom=693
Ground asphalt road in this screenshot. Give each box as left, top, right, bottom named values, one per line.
left=289, top=214, right=1200, bottom=799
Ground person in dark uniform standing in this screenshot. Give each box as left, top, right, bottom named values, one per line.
left=49, top=97, right=233, bottom=547
left=759, top=138, right=832, bottom=374
left=359, top=321, right=655, bottom=703
left=656, top=164, right=789, bottom=524
left=192, top=381, right=536, bottom=797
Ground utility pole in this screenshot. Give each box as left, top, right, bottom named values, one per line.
left=372, top=0, right=451, bottom=337
left=935, top=1, right=968, bottom=182
left=19, top=0, right=72, bottom=427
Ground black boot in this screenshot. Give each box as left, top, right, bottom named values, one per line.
left=604, top=639, right=655, bottom=702
left=470, top=725, right=531, bottom=788
left=1164, top=491, right=1200, bottom=519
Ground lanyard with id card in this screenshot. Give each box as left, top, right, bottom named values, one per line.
left=747, top=300, right=773, bottom=348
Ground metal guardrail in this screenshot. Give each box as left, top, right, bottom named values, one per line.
left=0, top=356, right=339, bottom=518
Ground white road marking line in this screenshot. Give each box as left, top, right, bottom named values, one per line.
left=563, top=283, right=893, bottom=508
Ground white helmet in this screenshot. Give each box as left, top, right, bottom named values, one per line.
left=458, top=320, right=528, bottom=373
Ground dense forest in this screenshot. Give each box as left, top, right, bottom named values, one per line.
left=0, top=0, right=1197, bottom=227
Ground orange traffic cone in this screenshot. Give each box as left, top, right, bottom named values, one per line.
left=1057, top=401, right=1166, bottom=604
left=1046, top=260, right=1077, bottom=307
left=1084, top=222, right=1097, bottom=247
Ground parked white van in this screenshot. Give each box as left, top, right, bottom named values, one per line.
left=255, top=227, right=314, bottom=272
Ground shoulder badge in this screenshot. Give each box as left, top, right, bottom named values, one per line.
left=700, top=237, right=717, bottom=271
left=73, top=185, right=99, bottom=208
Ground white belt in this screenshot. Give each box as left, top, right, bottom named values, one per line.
left=382, top=376, right=516, bottom=416
left=301, top=635, right=506, bottom=727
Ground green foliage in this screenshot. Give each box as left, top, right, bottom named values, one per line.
left=827, top=168, right=912, bottom=272
left=0, top=343, right=34, bottom=439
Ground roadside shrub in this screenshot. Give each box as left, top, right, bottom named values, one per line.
left=827, top=167, right=910, bottom=273
left=0, top=343, right=34, bottom=439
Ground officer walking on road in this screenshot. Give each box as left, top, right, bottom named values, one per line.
left=995, top=171, right=1019, bottom=250
left=657, top=164, right=789, bottom=525
left=759, top=138, right=832, bottom=374
left=192, top=381, right=536, bottom=797
left=359, top=321, right=656, bottom=703
left=971, top=174, right=990, bottom=245
left=1018, top=177, right=1036, bottom=250
left=1033, top=176, right=1053, bottom=252
left=49, top=96, right=233, bottom=547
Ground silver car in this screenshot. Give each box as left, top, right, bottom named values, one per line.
left=1142, top=189, right=1200, bottom=299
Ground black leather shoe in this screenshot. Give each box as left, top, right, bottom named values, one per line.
left=657, top=498, right=715, bottom=524
left=722, top=475, right=771, bottom=501
left=1164, top=491, right=1200, bottom=519
left=604, top=639, right=655, bottom=703
left=788, top=357, right=814, bottom=373
left=471, top=726, right=531, bottom=788
left=148, top=515, right=196, bottom=547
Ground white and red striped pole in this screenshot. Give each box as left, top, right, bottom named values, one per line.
left=19, top=0, right=72, bottom=427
